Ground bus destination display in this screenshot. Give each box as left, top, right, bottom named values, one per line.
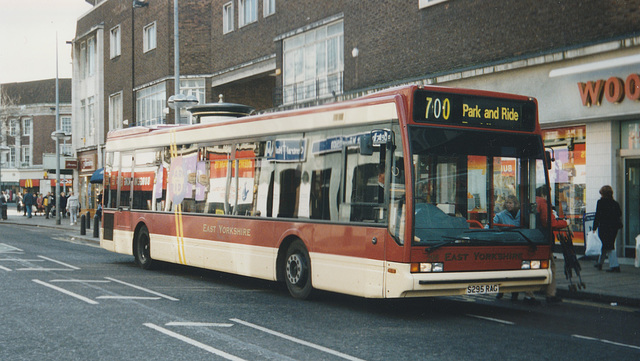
left=413, top=90, right=536, bottom=131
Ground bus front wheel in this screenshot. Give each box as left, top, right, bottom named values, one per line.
left=134, top=227, right=154, bottom=270
left=284, top=240, right=312, bottom=299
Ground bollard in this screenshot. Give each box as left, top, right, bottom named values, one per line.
left=80, top=214, right=86, bottom=235
left=93, top=215, right=99, bottom=238
left=86, top=211, right=91, bottom=230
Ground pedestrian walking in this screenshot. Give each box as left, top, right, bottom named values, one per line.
left=536, top=186, right=567, bottom=304
left=44, top=192, right=53, bottom=219
left=0, top=191, right=7, bottom=220
left=67, top=192, right=80, bottom=226
left=17, top=192, right=23, bottom=213
left=59, top=192, right=67, bottom=219
left=24, top=190, right=35, bottom=218
left=593, top=185, right=623, bottom=273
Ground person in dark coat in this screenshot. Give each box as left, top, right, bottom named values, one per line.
left=23, top=190, right=35, bottom=218
left=593, top=185, right=623, bottom=272
left=59, top=192, right=68, bottom=219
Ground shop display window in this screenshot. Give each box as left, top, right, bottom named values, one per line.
left=542, top=126, right=587, bottom=244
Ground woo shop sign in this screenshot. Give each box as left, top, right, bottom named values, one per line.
left=577, top=73, right=640, bottom=107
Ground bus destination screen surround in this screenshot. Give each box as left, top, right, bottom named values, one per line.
left=413, top=90, right=537, bottom=131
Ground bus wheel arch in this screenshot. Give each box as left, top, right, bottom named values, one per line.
left=278, top=237, right=313, bottom=299
left=133, top=223, right=154, bottom=270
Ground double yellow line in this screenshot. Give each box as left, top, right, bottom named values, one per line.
left=170, top=130, right=186, bottom=265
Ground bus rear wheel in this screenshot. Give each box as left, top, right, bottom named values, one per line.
left=284, top=240, right=312, bottom=299
left=134, top=227, right=154, bottom=270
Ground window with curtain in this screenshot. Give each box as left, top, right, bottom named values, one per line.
left=110, top=25, right=121, bottom=58
left=136, top=83, right=166, bottom=126
left=283, top=20, right=343, bottom=104
left=238, top=0, right=257, bottom=27
left=223, top=2, right=234, bottom=33
left=143, top=22, right=157, bottom=52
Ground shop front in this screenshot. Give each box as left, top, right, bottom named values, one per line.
left=78, top=151, right=100, bottom=217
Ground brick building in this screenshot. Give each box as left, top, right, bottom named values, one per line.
left=73, top=0, right=640, bottom=257
left=0, top=79, right=73, bottom=199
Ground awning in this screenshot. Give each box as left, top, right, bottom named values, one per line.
left=90, top=168, right=104, bottom=184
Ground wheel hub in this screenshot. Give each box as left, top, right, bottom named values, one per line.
left=286, top=254, right=303, bottom=285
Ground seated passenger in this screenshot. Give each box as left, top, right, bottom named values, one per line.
left=493, top=195, right=520, bottom=227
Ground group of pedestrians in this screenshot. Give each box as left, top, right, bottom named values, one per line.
left=14, top=190, right=80, bottom=224
left=493, top=184, right=624, bottom=306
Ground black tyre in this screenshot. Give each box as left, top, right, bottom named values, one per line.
left=134, top=227, right=154, bottom=270
left=284, top=240, right=313, bottom=299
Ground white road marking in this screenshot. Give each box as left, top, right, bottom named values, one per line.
left=144, top=323, right=247, bottom=361
left=0, top=265, right=11, bottom=271
left=17, top=268, right=75, bottom=271
left=104, top=277, right=179, bottom=301
left=231, top=318, right=367, bottom=361
left=38, top=255, right=80, bottom=270
left=50, top=279, right=111, bottom=283
left=466, top=314, right=515, bottom=325
left=166, top=322, right=234, bottom=327
left=32, top=279, right=99, bottom=305
left=96, top=296, right=161, bottom=300
left=0, top=243, right=23, bottom=253
left=572, top=334, right=640, bottom=350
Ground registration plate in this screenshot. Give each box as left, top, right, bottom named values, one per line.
left=466, top=284, right=499, bottom=295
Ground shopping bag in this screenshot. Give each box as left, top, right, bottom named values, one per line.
left=585, top=231, right=602, bottom=257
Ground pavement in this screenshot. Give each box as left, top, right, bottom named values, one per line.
left=1, top=203, right=639, bottom=307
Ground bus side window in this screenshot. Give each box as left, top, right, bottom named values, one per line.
left=310, top=169, right=331, bottom=220
left=277, top=167, right=301, bottom=218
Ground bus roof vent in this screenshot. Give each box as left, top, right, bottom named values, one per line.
left=188, top=94, right=255, bottom=124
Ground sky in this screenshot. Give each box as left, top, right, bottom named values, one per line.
left=0, top=0, right=93, bottom=84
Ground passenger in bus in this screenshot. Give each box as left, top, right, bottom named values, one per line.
left=492, top=195, right=520, bottom=227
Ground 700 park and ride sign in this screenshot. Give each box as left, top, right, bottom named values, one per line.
left=413, top=89, right=536, bottom=132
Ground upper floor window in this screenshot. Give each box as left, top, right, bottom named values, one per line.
left=136, top=82, right=166, bottom=126
left=61, top=116, right=72, bottom=134
left=264, top=0, right=275, bottom=17
left=22, top=118, right=32, bottom=136
left=9, top=119, right=18, bottom=136
left=110, top=25, right=121, bottom=58
left=179, top=79, right=205, bottom=124
left=223, top=2, right=234, bottom=33
left=87, top=37, right=96, bottom=76
left=283, top=20, right=344, bottom=104
left=109, top=92, right=123, bottom=130
left=238, top=0, right=257, bottom=27
left=143, top=22, right=157, bottom=52
left=22, top=145, right=31, bottom=166
left=9, top=148, right=16, bottom=167
left=80, top=41, right=87, bottom=78
left=87, top=96, right=96, bottom=138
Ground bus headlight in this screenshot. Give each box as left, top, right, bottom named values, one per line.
left=521, top=260, right=545, bottom=269
left=411, top=262, right=444, bottom=273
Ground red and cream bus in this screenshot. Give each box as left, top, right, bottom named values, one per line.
left=100, top=85, right=553, bottom=299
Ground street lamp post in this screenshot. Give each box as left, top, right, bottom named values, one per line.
left=51, top=130, right=70, bottom=225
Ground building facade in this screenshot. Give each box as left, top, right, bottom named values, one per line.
left=74, top=0, right=640, bottom=257
left=0, top=79, right=74, bottom=200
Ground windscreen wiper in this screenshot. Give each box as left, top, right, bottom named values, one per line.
left=467, top=228, right=537, bottom=251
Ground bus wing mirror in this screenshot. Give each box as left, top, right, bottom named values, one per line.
left=545, top=150, right=554, bottom=170
left=360, top=134, right=374, bottom=156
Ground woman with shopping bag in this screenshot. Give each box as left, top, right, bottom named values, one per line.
left=593, top=185, right=623, bottom=272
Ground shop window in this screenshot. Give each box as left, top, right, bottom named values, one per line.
left=542, top=126, right=586, bottom=243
